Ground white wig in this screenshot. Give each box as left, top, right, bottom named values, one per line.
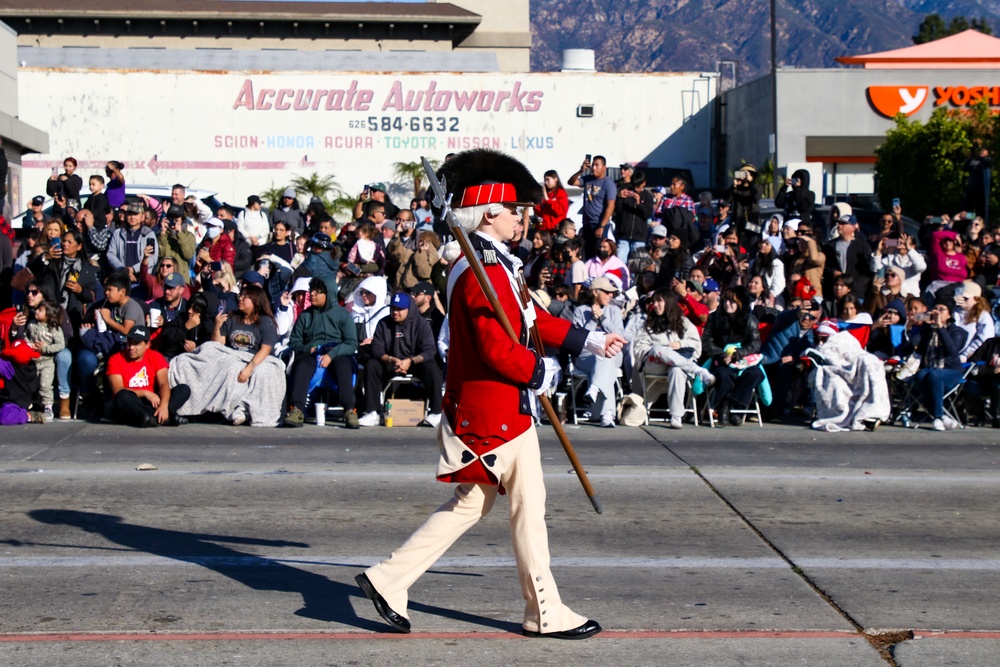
left=451, top=202, right=505, bottom=233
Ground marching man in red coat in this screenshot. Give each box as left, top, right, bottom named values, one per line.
left=355, top=149, right=625, bottom=639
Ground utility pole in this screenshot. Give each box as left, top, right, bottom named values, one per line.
left=770, top=0, right=778, bottom=172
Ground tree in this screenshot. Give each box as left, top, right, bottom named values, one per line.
left=393, top=159, right=439, bottom=198
left=873, top=101, right=999, bottom=223
left=913, top=14, right=993, bottom=44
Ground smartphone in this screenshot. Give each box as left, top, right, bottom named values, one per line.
left=885, top=238, right=898, bottom=249
left=15, top=303, right=24, bottom=313
left=51, top=167, right=59, bottom=176
left=146, top=238, right=155, bottom=250
left=734, top=170, right=748, bottom=180
left=258, top=259, right=269, bottom=268
left=892, top=198, right=900, bottom=209
left=210, top=261, right=222, bottom=272
left=346, top=262, right=361, bottom=276
left=714, top=244, right=728, bottom=253
left=914, top=313, right=931, bottom=323
left=585, top=154, right=592, bottom=163
left=51, top=237, right=61, bottom=248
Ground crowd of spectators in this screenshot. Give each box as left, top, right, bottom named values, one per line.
left=2, top=151, right=1000, bottom=433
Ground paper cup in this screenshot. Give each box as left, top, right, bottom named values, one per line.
left=315, top=403, right=327, bottom=426
left=148, top=308, right=162, bottom=328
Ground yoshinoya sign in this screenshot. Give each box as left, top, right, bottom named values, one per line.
left=868, top=85, right=1000, bottom=118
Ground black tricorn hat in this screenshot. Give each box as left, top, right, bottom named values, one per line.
left=437, top=149, right=543, bottom=208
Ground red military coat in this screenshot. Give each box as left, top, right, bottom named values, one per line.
left=437, top=233, right=588, bottom=486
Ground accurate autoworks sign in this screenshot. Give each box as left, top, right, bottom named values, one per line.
left=868, top=85, right=1000, bottom=118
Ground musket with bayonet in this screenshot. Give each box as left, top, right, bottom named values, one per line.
left=421, top=156, right=603, bottom=514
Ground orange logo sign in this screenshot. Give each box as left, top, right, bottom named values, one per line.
left=867, top=86, right=929, bottom=118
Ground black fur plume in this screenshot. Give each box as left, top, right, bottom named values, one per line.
left=437, top=149, right=543, bottom=205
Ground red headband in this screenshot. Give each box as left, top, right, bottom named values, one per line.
left=457, top=183, right=517, bottom=207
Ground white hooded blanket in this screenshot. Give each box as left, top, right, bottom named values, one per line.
left=811, top=331, right=891, bottom=432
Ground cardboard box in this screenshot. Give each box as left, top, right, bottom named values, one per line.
left=387, top=398, right=425, bottom=427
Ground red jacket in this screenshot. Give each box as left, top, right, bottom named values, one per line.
left=200, top=235, right=236, bottom=268
left=536, top=188, right=569, bottom=232
left=439, top=243, right=587, bottom=486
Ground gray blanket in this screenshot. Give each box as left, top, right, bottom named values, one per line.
left=168, top=342, right=286, bottom=427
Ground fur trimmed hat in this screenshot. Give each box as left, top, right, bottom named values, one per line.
left=436, top=149, right=543, bottom=208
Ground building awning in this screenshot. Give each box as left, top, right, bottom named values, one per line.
left=836, top=29, right=1000, bottom=69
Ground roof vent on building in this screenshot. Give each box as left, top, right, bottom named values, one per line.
left=561, top=49, right=595, bottom=72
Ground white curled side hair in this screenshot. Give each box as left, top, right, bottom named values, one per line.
left=452, top=202, right=505, bottom=233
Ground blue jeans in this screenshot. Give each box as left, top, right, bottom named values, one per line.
left=914, top=367, right=964, bottom=419
left=616, top=239, right=645, bottom=264
left=76, top=349, right=100, bottom=394
left=55, top=347, right=72, bottom=399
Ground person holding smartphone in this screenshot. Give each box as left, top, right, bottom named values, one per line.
left=107, top=201, right=158, bottom=284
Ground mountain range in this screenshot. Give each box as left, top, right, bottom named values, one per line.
left=530, top=0, right=1000, bottom=84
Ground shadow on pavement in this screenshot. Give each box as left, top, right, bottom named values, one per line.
left=27, top=509, right=519, bottom=634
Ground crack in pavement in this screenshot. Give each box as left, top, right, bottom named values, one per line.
left=641, top=426, right=910, bottom=666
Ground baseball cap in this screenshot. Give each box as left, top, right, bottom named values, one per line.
left=650, top=225, right=667, bottom=238
left=703, top=278, right=720, bottom=293
left=31, top=195, right=45, bottom=206
left=619, top=163, right=633, bottom=170
left=686, top=280, right=704, bottom=295
left=838, top=214, right=858, bottom=226
left=125, top=202, right=143, bottom=215
left=369, top=182, right=387, bottom=193
left=590, top=276, right=619, bottom=294
left=956, top=280, right=983, bottom=302
left=166, top=204, right=185, bottom=219
left=126, top=324, right=150, bottom=342
left=246, top=194, right=262, bottom=206
left=282, top=187, right=296, bottom=200
left=205, top=217, right=224, bottom=228
left=163, top=272, right=185, bottom=288
left=410, top=281, right=434, bottom=296
left=241, top=271, right=265, bottom=287
left=309, top=233, right=332, bottom=249
left=391, top=292, right=411, bottom=309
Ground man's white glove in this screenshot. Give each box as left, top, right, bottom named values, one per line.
left=533, top=357, right=561, bottom=396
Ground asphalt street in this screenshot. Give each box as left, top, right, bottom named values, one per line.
left=1, top=419, right=998, bottom=666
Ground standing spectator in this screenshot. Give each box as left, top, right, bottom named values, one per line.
left=614, top=171, right=655, bottom=263
left=728, top=165, right=763, bottom=244
left=964, top=147, right=991, bottom=216
left=774, top=169, right=814, bottom=228
left=822, top=215, right=872, bottom=299
left=107, top=325, right=190, bottom=428
left=537, top=170, right=569, bottom=232
left=412, top=190, right=433, bottom=225
left=655, top=176, right=698, bottom=248
left=353, top=182, right=399, bottom=223
left=107, top=202, right=158, bottom=282
left=358, top=292, right=443, bottom=427
left=568, top=156, right=616, bottom=258
left=46, top=157, right=83, bottom=201
left=633, top=290, right=714, bottom=429
left=953, top=281, right=995, bottom=361
left=104, top=161, right=126, bottom=210
left=223, top=218, right=253, bottom=280
left=238, top=195, right=271, bottom=249
left=22, top=195, right=50, bottom=231
left=657, top=232, right=694, bottom=287
left=390, top=230, right=439, bottom=290
left=926, top=228, right=968, bottom=296
left=750, top=238, right=786, bottom=306
left=871, top=233, right=925, bottom=298
left=284, top=276, right=359, bottom=429
left=572, top=276, right=625, bottom=427
left=157, top=205, right=196, bottom=276
left=195, top=218, right=235, bottom=275
left=270, top=187, right=305, bottom=235
left=523, top=230, right=553, bottom=289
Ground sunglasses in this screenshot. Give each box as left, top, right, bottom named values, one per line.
left=26, top=289, right=41, bottom=296
left=800, top=314, right=816, bottom=321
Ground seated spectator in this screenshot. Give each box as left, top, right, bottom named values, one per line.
left=760, top=304, right=819, bottom=419
left=194, top=218, right=236, bottom=277
left=871, top=233, right=924, bottom=298
left=168, top=284, right=285, bottom=427
left=258, top=220, right=296, bottom=266
left=140, top=255, right=190, bottom=303
left=524, top=230, right=553, bottom=288
left=351, top=276, right=390, bottom=364
left=547, top=284, right=576, bottom=321
left=585, top=238, right=630, bottom=289
left=572, top=277, right=625, bottom=428
left=295, top=233, right=340, bottom=294
left=148, top=273, right=189, bottom=328
left=197, top=261, right=239, bottom=315
left=750, top=237, right=786, bottom=306
left=153, top=291, right=219, bottom=360
left=28, top=229, right=99, bottom=332
left=561, top=237, right=587, bottom=301
left=822, top=275, right=853, bottom=320
left=107, top=325, right=190, bottom=428
left=409, top=281, right=445, bottom=358
left=283, top=276, right=359, bottom=428
left=909, top=302, right=969, bottom=431
left=702, top=287, right=763, bottom=426
left=966, top=335, right=1000, bottom=427
left=867, top=300, right=907, bottom=360
left=953, top=280, right=995, bottom=361
left=863, top=266, right=908, bottom=318
left=632, top=290, right=714, bottom=429
left=782, top=225, right=825, bottom=301
left=359, top=292, right=443, bottom=427
left=746, top=275, right=778, bottom=322
left=810, top=328, right=891, bottom=432
left=108, top=202, right=158, bottom=284
left=670, top=276, right=710, bottom=333
left=9, top=297, right=66, bottom=422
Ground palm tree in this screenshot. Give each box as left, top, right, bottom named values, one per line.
left=260, top=184, right=289, bottom=212
left=291, top=172, right=342, bottom=203
left=393, top=159, right=439, bottom=198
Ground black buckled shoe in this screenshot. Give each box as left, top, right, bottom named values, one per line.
left=523, top=619, right=602, bottom=640
left=355, top=573, right=411, bottom=633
